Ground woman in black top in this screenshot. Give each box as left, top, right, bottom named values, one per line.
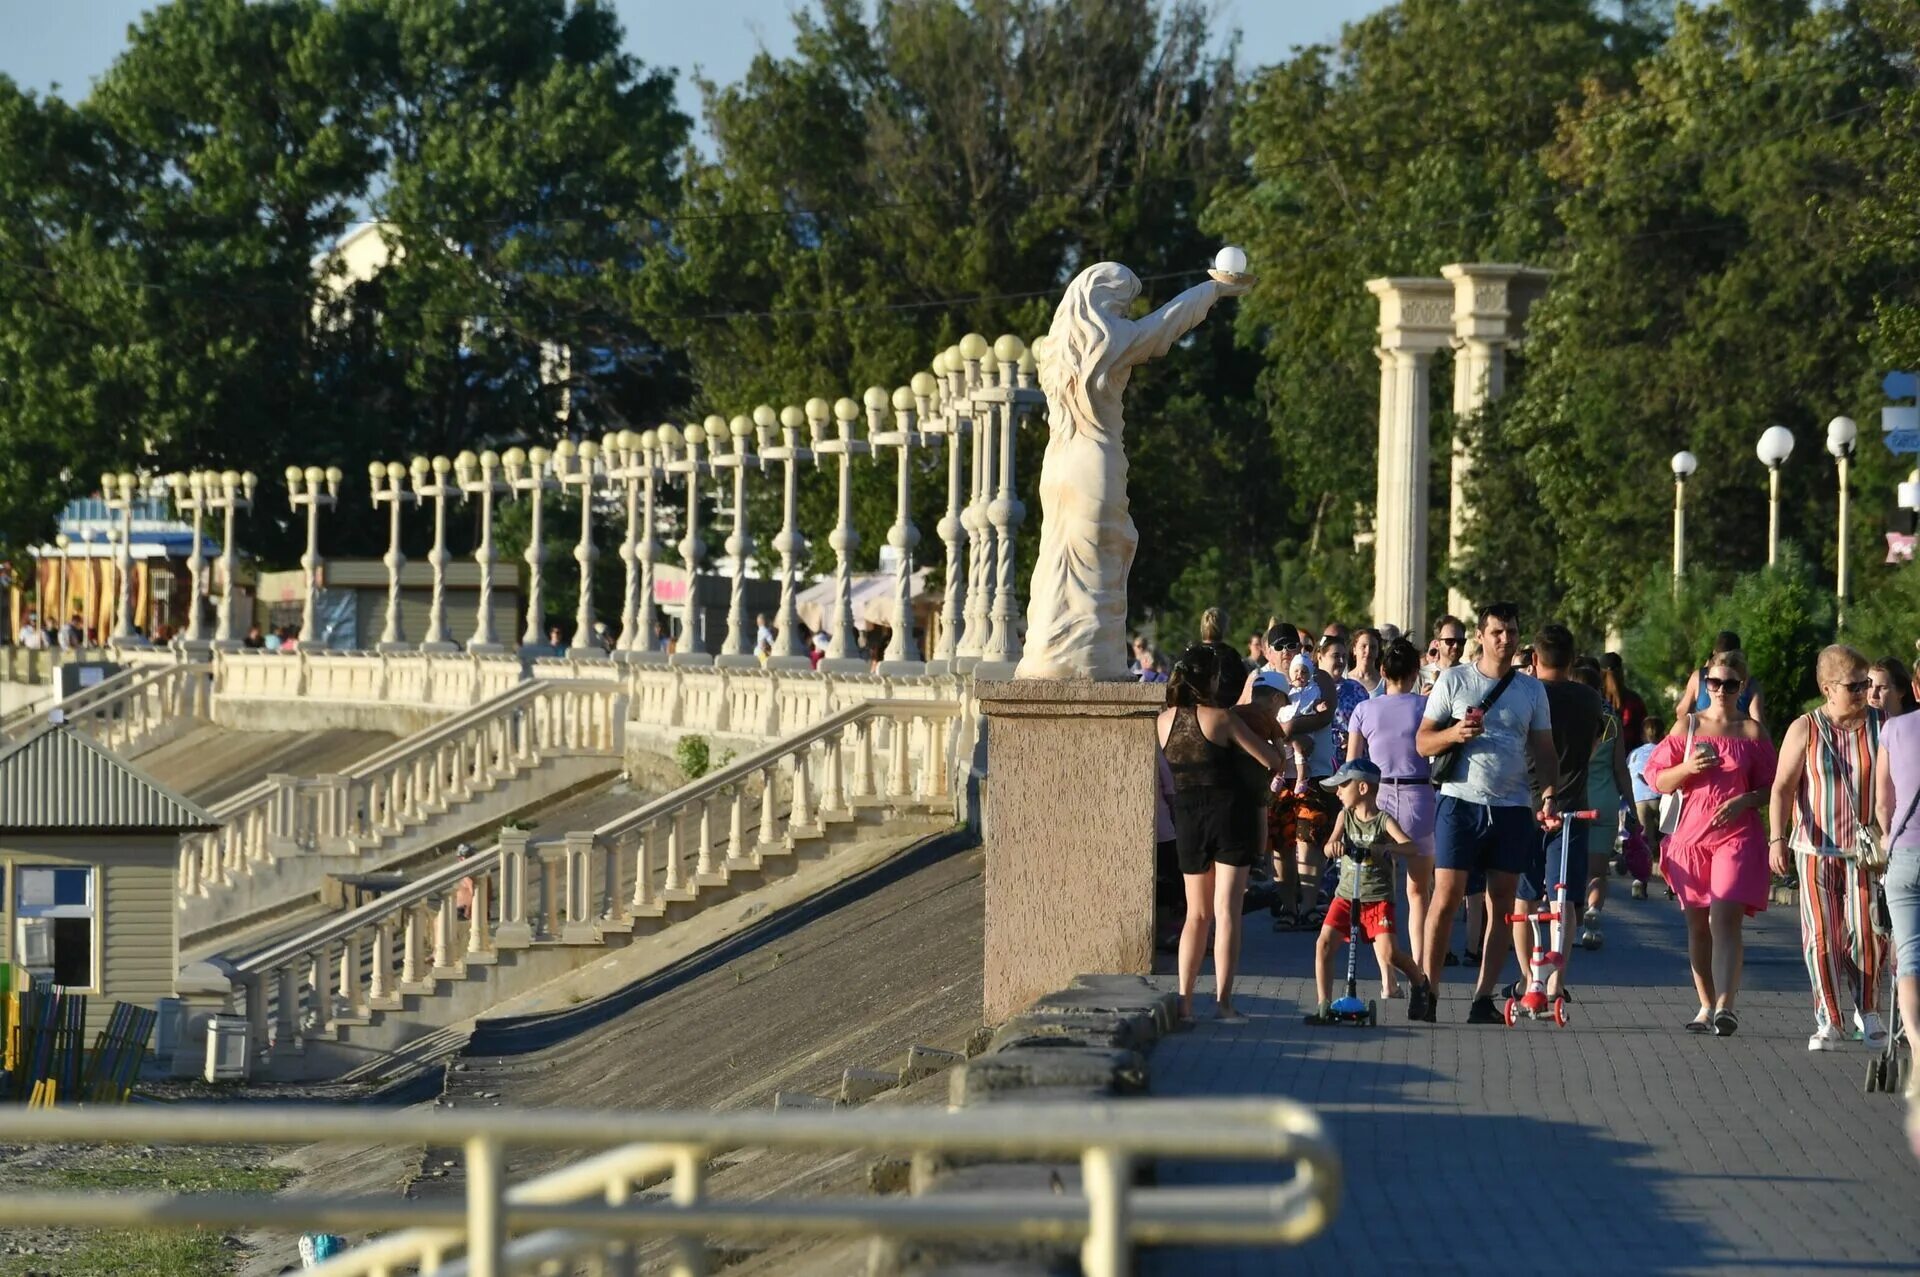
left=1157, top=644, right=1289, bottom=1022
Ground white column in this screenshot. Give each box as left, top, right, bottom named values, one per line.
left=666, top=421, right=714, bottom=666
left=1446, top=335, right=1503, bottom=619
left=1371, top=349, right=1433, bottom=635
left=715, top=413, right=760, bottom=668
left=503, top=446, right=555, bottom=655
left=370, top=460, right=414, bottom=651
left=209, top=470, right=254, bottom=650
left=552, top=438, right=603, bottom=654
left=412, top=455, right=459, bottom=653
left=763, top=406, right=814, bottom=670
left=284, top=464, right=340, bottom=649
left=874, top=385, right=924, bottom=675
left=457, top=449, right=510, bottom=655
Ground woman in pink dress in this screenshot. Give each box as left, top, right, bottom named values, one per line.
left=1644, top=649, right=1777, bottom=1036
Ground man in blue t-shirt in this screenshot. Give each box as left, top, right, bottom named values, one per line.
left=1416, top=601, right=1558, bottom=1024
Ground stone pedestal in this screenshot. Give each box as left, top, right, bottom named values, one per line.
left=976, top=679, right=1161, bottom=1023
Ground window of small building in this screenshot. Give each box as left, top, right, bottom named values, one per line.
left=15, top=866, right=95, bottom=990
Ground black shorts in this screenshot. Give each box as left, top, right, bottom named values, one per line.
left=1172, top=790, right=1255, bottom=875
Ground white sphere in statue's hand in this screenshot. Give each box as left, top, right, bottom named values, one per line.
left=1213, top=246, right=1248, bottom=275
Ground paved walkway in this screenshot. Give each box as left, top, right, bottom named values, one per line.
left=1145, top=883, right=1919, bottom=1275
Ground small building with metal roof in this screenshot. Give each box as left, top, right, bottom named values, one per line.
left=0, top=722, right=219, bottom=1039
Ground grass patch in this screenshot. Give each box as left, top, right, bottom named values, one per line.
left=0, top=1230, right=236, bottom=1276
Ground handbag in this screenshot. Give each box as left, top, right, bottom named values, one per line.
left=1810, top=711, right=1886, bottom=873
left=1657, top=714, right=1694, bottom=836
left=1428, top=668, right=1518, bottom=785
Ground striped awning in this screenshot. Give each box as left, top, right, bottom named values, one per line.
left=0, top=725, right=219, bottom=833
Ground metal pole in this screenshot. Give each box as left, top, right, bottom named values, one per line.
left=1672, top=476, right=1685, bottom=595
left=218, top=494, right=239, bottom=647
left=1767, top=465, right=1781, bottom=567
left=1836, top=452, right=1850, bottom=623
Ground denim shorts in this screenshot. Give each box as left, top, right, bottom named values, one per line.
left=1518, top=821, right=1591, bottom=903
left=1434, top=794, right=1536, bottom=878
left=1887, top=848, right=1920, bottom=981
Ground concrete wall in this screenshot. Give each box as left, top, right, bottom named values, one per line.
left=0, top=833, right=178, bottom=1039
left=975, top=679, right=1159, bottom=1022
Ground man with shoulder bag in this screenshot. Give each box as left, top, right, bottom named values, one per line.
left=1416, top=602, right=1559, bottom=1025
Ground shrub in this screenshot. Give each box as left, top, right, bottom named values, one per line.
left=674, top=734, right=713, bottom=781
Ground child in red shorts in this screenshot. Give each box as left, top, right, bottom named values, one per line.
left=1306, top=758, right=1434, bottom=1023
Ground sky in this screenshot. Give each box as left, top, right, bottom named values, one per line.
left=0, top=0, right=1390, bottom=114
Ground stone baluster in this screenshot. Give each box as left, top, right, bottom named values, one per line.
left=467, top=871, right=493, bottom=956
left=495, top=828, right=533, bottom=947
left=662, top=810, right=686, bottom=896
left=630, top=823, right=657, bottom=913
left=306, top=947, right=328, bottom=1031
left=562, top=831, right=599, bottom=942
left=245, top=977, right=269, bottom=1057
left=338, top=929, right=364, bottom=1017
left=693, top=797, right=720, bottom=884
left=401, top=904, right=425, bottom=989
left=726, top=788, right=750, bottom=870
left=889, top=714, right=913, bottom=799
left=790, top=746, right=815, bottom=832
left=276, top=963, right=302, bottom=1053
left=758, top=766, right=780, bottom=855
left=432, top=895, right=457, bottom=973
left=853, top=719, right=877, bottom=800
left=823, top=730, right=848, bottom=815
left=923, top=714, right=950, bottom=799
left=370, top=920, right=396, bottom=1003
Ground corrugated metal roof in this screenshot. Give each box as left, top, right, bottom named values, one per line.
left=0, top=725, right=220, bottom=833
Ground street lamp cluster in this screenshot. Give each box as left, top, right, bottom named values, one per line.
left=100, top=331, right=1043, bottom=667
left=1671, top=415, right=1867, bottom=617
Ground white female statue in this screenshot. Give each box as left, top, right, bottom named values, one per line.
left=1014, top=260, right=1250, bottom=680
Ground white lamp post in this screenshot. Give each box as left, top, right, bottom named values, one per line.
left=411, top=454, right=459, bottom=653
left=501, top=445, right=556, bottom=656
left=873, top=384, right=925, bottom=675
left=166, top=470, right=214, bottom=651
left=1901, top=470, right=1920, bottom=522
left=1826, top=415, right=1857, bottom=621
left=1755, top=426, right=1795, bottom=567
left=979, top=333, right=1041, bottom=669
left=816, top=396, right=871, bottom=674
left=953, top=336, right=995, bottom=667
left=762, top=406, right=814, bottom=670
left=1670, top=450, right=1697, bottom=594
left=552, top=438, right=604, bottom=654
left=663, top=422, right=712, bottom=665
left=53, top=533, right=72, bottom=647
left=916, top=370, right=965, bottom=674
left=101, top=472, right=148, bottom=649
left=454, top=449, right=510, bottom=655
left=369, top=461, right=415, bottom=651
left=714, top=413, right=760, bottom=668
left=601, top=429, right=656, bottom=661
left=285, top=465, right=341, bottom=647
left=206, top=470, right=255, bottom=649
left=81, top=527, right=101, bottom=644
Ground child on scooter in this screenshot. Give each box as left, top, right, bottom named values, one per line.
left=1305, top=758, right=1436, bottom=1024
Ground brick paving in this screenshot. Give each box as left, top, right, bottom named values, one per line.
left=1143, top=885, right=1920, bottom=1275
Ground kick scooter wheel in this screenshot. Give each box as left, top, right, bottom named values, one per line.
left=1503, top=997, right=1519, bottom=1027
left=1552, top=996, right=1570, bottom=1027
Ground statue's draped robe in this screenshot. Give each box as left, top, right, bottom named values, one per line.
left=1014, top=282, right=1220, bottom=680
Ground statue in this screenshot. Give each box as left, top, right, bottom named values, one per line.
left=1013, top=258, right=1251, bottom=680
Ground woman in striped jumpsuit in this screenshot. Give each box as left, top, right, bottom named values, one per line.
left=1769, top=645, right=1888, bottom=1052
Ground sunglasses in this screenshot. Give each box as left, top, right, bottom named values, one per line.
left=1438, top=636, right=1464, bottom=647
left=1704, top=676, right=1743, bottom=693
left=1835, top=678, right=1871, bottom=694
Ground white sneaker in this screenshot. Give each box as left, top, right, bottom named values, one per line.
left=1856, top=1011, right=1889, bottom=1050
left=1808, top=1022, right=1846, bottom=1051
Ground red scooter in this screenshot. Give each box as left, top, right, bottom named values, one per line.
left=1503, top=808, right=1598, bottom=1028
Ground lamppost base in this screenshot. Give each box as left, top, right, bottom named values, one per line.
left=971, top=660, right=1021, bottom=681
left=952, top=655, right=981, bottom=674
left=875, top=660, right=927, bottom=678
left=418, top=641, right=462, bottom=656
left=668, top=652, right=716, bottom=668
left=517, top=643, right=558, bottom=663
left=817, top=657, right=870, bottom=676
left=714, top=653, right=763, bottom=670
left=212, top=639, right=248, bottom=653
left=466, top=642, right=511, bottom=658
left=376, top=641, right=414, bottom=654
left=178, top=639, right=215, bottom=659
left=763, top=655, right=814, bottom=672
left=923, top=658, right=960, bottom=677
left=111, top=638, right=152, bottom=653
left=616, top=649, right=670, bottom=666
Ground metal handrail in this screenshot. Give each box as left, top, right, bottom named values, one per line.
left=0, top=1100, right=1341, bottom=1277
left=591, top=696, right=959, bottom=844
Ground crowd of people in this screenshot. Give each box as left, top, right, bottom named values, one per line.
left=1152, top=604, right=1920, bottom=1149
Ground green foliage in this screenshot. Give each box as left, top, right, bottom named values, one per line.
left=674, top=733, right=713, bottom=781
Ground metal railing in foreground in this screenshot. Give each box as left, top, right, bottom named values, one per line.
left=0, top=1099, right=1339, bottom=1277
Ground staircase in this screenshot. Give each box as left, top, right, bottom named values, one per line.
left=177, top=679, right=628, bottom=944
left=227, top=698, right=965, bottom=1080
left=50, top=658, right=214, bottom=755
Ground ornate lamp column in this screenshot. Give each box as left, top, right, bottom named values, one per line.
left=714, top=414, right=761, bottom=669
left=206, top=469, right=255, bottom=649
left=631, top=429, right=668, bottom=661
left=102, top=472, right=148, bottom=649
left=600, top=431, right=644, bottom=660
left=410, top=455, right=459, bottom=653
left=953, top=336, right=994, bottom=667
left=978, top=335, right=1043, bottom=671
left=368, top=461, right=415, bottom=651
left=166, top=470, right=213, bottom=652
left=917, top=370, right=966, bottom=674
left=551, top=438, right=604, bottom=654
left=663, top=422, right=713, bottom=665
left=284, top=464, right=341, bottom=648
left=455, top=449, right=510, bottom=655
left=502, top=446, right=556, bottom=656
left=873, top=384, right=926, bottom=676
left=816, top=396, right=871, bottom=674
left=761, top=406, right=815, bottom=670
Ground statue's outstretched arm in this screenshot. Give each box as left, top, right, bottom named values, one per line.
left=1114, top=279, right=1229, bottom=368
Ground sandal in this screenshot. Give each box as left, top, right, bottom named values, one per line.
left=1302, top=905, right=1328, bottom=929
left=1271, top=907, right=1298, bottom=932
left=1712, top=1009, right=1739, bottom=1037
left=1303, top=1008, right=1336, bottom=1026
left=1685, top=1011, right=1712, bottom=1033
left=1462, top=948, right=1482, bottom=965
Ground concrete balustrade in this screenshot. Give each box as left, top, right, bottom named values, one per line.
left=228, top=698, right=962, bottom=1075
left=58, top=659, right=215, bottom=754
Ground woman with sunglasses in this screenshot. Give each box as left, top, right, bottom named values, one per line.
left=1675, top=630, right=1768, bottom=733
left=1644, top=650, right=1777, bottom=1035
left=1769, top=645, right=1887, bottom=1052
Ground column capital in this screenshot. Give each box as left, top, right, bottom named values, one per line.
left=1441, top=262, right=1552, bottom=344
left=1366, top=276, right=1454, bottom=353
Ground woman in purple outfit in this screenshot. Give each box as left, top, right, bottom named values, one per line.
left=1346, top=638, right=1436, bottom=984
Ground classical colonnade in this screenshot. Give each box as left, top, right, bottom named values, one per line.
left=1366, top=263, right=1550, bottom=634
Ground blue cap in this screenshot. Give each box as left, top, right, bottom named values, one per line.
left=1321, top=757, right=1382, bottom=788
